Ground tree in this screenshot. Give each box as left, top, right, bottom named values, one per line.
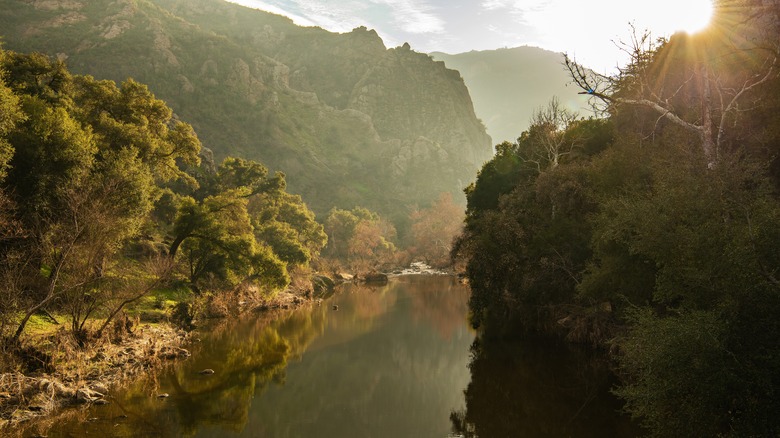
left=348, top=219, right=396, bottom=274
left=71, top=76, right=201, bottom=183
left=0, top=51, right=194, bottom=341
left=408, top=192, right=464, bottom=268
left=454, top=116, right=610, bottom=332
left=0, top=67, right=24, bottom=180
left=523, top=97, right=580, bottom=171
left=463, top=141, right=527, bottom=216
left=323, top=207, right=396, bottom=272
left=250, top=191, right=327, bottom=267
left=565, top=24, right=778, bottom=167
left=165, top=157, right=309, bottom=293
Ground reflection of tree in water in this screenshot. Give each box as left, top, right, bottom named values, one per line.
left=405, top=276, right=470, bottom=340
left=162, top=326, right=291, bottom=436
left=242, top=276, right=474, bottom=437
left=48, top=278, right=474, bottom=437
left=51, top=306, right=330, bottom=437
left=342, top=282, right=397, bottom=322
left=451, top=337, right=641, bottom=438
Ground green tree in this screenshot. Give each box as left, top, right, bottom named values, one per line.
left=0, top=51, right=192, bottom=341
left=250, top=191, right=327, bottom=266
left=323, top=207, right=395, bottom=272
left=166, top=157, right=314, bottom=293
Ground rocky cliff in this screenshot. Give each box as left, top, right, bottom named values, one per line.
left=0, top=0, right=492, bottom=219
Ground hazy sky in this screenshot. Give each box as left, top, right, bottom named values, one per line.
left=226, top=0, right=713, bottom=72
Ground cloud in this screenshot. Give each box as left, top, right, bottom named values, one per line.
left=369, top=0, right=445, bottom=34
left=226, top=0, right=317, bottom=26
left=480, top=0, right=511, bottom=11
left=226, top=0, right=699, bottom=71
left=293, top=0, right=373, bottom=32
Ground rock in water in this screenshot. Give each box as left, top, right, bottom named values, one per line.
left=364, top=272, right=388, bottom=283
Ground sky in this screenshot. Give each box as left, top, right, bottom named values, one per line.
left=226, top=0, right=713, bottom=72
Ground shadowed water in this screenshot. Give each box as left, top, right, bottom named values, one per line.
left=40, top=275, right=638, bottom=437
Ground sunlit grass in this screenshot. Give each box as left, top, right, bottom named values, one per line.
left=126, top=284, right=193, bottom=321
left=12, top=285, right=194, bottom=341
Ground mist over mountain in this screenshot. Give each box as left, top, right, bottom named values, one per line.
left=432, top=47, right=590, bottom=144
left=0, top=0, right=492, bottom=220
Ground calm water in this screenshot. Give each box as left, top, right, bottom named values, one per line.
left=39, top=275, right=639, bottom=437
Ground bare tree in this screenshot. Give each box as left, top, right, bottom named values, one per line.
left=525, top=97, right=580, bottom=171
left=565, top=24, right=778, bottom=168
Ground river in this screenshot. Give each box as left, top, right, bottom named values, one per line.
left=40, top=275, right=640, bottom=437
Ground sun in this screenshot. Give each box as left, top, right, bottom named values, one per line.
left=665, top=0, right=714, bottom=34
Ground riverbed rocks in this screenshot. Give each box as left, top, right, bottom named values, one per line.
left=397, top=261, right=447, bottom=275
left=335, top=272, right=354, bottom=281
left=311, top=274, right=336, bottom=295
left=363, top=272, right=388, bottom=284
left=159, top=347, right=191, bottom=360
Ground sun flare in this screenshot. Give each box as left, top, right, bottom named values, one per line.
left=665, top=0, right=714, bottom=34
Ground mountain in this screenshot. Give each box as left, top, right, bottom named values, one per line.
left=0, top=0, right=492, bottom=221
left=431, top=47, right=590, bottom=144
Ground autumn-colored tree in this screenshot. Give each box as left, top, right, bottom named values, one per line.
left=323, top=207, right=396, bottom=273
left=348, top=219, right=396, bottom=274
left=408, top=192, right=464, bottom=268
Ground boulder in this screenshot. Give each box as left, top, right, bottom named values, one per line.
left=312, top=275, right=336, bottom=293
left=364, top=272, right=388, bottom=284
left=335, top=272, right=354, bottom=281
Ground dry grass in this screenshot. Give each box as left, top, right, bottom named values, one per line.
left=0, top=320, right=189, bottom=433
left=0, top=270, right=317, bottom=433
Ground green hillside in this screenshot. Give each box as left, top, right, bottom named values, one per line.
left=0, top=0, right=492, bottom=220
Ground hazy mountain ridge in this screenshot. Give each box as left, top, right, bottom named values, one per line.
left=0, top=0, right=492, bottom=219
left=432, top=47, right=589, bottom=144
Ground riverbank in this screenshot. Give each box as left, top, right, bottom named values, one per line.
left=0, top=266, right=442, bottom=434
left=0, top=323, right=189, bottom=430
left=0, top=284, right=322, bottom=435
left=15, top=275, right=484, bottom=437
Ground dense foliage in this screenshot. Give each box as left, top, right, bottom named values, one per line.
left=322, top=207, right=397, bottom=274
left=0, top=49, right=325, bottom=343
left=454, top=4, right=780, bottom=435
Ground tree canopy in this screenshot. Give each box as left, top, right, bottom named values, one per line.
left=455, top=6, right=780, bottom=435
left=0, top=49, right=324, bottom=342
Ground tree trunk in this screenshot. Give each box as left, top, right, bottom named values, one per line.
left=168, top=234, right=186, bottom=258
left=701, top=65, right=716, bottom=167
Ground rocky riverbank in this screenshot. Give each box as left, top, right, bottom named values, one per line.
left=0, top=323, right=190, bottom=432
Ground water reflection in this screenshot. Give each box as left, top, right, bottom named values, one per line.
left=450, top=336, right=642, bottom=438
left=237, top=276, right=474, bottom=438
left=40, top=276, right=638, bottom=438
left=45, top=275, right=474, bottom=438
